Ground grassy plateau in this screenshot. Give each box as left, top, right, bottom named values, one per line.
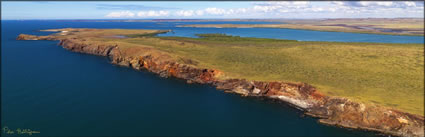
left=42, top=29, right=424, bottom=115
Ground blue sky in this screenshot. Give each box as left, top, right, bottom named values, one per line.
left=1, top=1, right=424, bottom=20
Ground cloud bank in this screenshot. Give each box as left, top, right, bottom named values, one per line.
left=105, top=11, right=135, bottom=18
left=97, top=4, right=177, bottom=10
left=104, top=1, right=424, bottom=18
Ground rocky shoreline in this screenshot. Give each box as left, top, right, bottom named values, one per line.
left=17, top=34, right=424, bottom=137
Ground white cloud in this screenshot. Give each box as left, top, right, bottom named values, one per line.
left=326, top=1, right=424, bottom=17
left=292, top=1, right=309, bottom=6
left=254, top=5, right=279, bottom=12
left=253, top=1, right=312, bottom=13
left=376, top=2, right=393, bottom=7
left=176, top=10, right=195, bottom=16
left=195, top=10, right=204, bottom=16
left=106, top=10, right=170, bottom=18
left=404, top=2, right=416, bottom=7
left=358, top=2, right=372, bottom=6
left=173, top=7, right=249, bottom=17
left=104, top=2, right=424, bottom=19
left=250, top=1, right=424, bottom=18
left=278, top=9, right=289, bottom=13
left=205, top=8, right=228, bottom=15
left=105, top=11, right=135, bottom=18
left=237, top=8, right=248, bottom=13
left=137, top=10, right=169, bottom=17
left=311, top=7, right=324, bottom=12
left=353, top=1, right=394, bottom=7
left=328, top=7, right=337, bottom=12
left=332, top=1, right=344, bottom=6
left=337, top=1, right=423, bottom=8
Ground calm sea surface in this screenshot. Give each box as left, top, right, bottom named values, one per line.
left=2, top=20, right=418, bottom=136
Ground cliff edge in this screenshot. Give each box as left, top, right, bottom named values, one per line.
left=16, top=30, right=424, bottom=137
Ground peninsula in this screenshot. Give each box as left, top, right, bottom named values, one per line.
left=17, top=28, right=424, bottom=137
left=180, top=18, right=424, bottom=36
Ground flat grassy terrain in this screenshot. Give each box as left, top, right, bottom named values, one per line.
left=42, top=29, right=425, bottom=115
left=181, top=18, right=424, bottom=36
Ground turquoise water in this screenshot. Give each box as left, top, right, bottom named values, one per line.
left=159, top=27, right=424, bottom=44
left=1, top=20, right=415, bottom=136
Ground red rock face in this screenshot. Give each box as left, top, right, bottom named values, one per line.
left=60, top=39, right=117, bottom=56
left=17, top=34, right=57, bottom=41
left=17, top=34, right=425, bottom=137
left=199, top=69, right=215, bottom=83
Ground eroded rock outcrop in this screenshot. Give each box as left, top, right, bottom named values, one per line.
left=17, top=34, right=424, bottom=137
left=17, top=34, right=57, bottom=41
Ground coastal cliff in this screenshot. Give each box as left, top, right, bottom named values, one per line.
left=17, top=33, right=424, bottom=137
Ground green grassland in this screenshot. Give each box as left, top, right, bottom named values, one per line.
left=49, top=29, right=425, bottom=115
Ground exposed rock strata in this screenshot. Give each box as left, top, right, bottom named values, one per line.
left=17, top=34, right=424, bottom=137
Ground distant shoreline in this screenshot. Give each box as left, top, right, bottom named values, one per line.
left=179, top=18, right=424, bottom=36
